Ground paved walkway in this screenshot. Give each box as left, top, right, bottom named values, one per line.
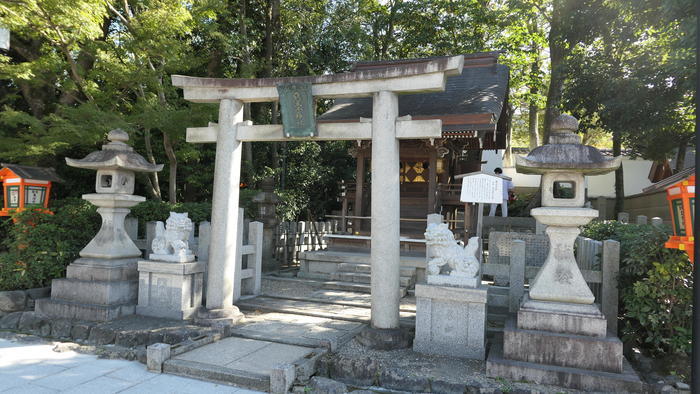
left=0, top=338, right=263, bottom=393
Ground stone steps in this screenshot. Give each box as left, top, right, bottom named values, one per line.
left=163, top=358, right=270, bottom=392
left=237, top=296, right=415, bottom=328
left=299, top=251, right=424, bottom=291
left=322, top=281, right=408, bottom=297
left=329, top=272, right=414, bottom=288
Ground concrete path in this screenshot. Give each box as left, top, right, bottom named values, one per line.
left=0, top=338, right=263, bottom=393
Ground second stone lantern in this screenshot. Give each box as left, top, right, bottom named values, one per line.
left=516, top=114, right=620, bottom=310
left=487, top=115, right=643, bottom=392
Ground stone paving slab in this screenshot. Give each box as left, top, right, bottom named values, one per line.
left=0, top=337, right=262, bottom=393
left=238, top=296, right=415, bottom=327
left=173, top=336, right=314, bottom=376
left=234, top=311, right=364, bottom=350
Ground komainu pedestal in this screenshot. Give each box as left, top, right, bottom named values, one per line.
left=136, top=212, right=204, bottom=320
left=413, top=223, right=486, bottom=359
left=136, top=260, right=204, bottom=320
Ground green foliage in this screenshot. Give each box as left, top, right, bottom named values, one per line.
left=623, top=251, right=692, bottom=355
left=0, top=198, right=99, bottom=291
left=581, top=220, right=692, bottom=355
left=508, top=192, right=536, bottom=217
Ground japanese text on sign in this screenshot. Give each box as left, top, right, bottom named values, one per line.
left=460, top=174, right=502, bottom=204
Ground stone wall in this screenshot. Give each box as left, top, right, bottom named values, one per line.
left=0, top=287, right=50, bottom=317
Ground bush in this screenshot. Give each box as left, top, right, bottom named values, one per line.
left=581, top=220, right=692, bottom=355
left=0, top=198, right=99, bottom=291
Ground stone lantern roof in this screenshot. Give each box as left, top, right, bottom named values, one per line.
left=515, top=114, right=621, bottom=175
left=66, top=129, right=163, bottom=172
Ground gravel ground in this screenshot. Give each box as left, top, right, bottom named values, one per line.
left=332, top=338, right=583, bottom=393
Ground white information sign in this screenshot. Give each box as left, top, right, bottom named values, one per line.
left=0, top=28, right=8, bottom=51
left=460, top=173, right=502, bottom=204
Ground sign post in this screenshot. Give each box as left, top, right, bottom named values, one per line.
left=457, top=171, right=508, bottom=265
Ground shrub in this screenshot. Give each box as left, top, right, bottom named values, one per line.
left=0, top=198, right=99, bottom=291
left=581, top=220, right=692, bottom=355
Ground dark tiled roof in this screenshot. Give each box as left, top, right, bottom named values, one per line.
left=1, top=163, right=63, bottom=182
left=318, top=52, right=509, bottom=134
left=642, top=166, right=696, bottom=193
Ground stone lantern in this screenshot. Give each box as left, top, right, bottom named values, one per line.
left=252, top=177, right=281, bottom=272
left=515, top=114, right=620, bottom=306
left=486, top=115, right=643, bottom=391
left=36, top=129, right=162, bottom=321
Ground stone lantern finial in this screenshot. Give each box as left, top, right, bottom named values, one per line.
left=549, top=114, right=581, bottom=144
left=108, top=128, right=129, bottom=143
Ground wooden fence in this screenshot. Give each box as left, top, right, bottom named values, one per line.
left=483, top=234, right=620, bottom=334
left=125, top=209, right=263, bottom=301
left=273, top=220, right=339, bottom=267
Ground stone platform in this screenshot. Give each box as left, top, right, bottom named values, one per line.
left=36, top=258, right=139, bottom=321
left=163, top=336, right=325, bottom=393
left=487, top=343, right=644, bottom=392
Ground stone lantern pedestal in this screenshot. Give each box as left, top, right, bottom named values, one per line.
left=36, top=130, right=162, bottom=321
left=486, top=115, right=642, bottom=391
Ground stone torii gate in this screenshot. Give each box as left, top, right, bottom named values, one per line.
left=172, top=55, right=464, bottom=345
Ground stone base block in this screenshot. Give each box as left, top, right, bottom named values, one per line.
left=427, top=274, right=478, bottom=288
left=51, top=278, right=137, bottom=305
left=136, top=260, right=205, bottom=320
left=412, top=284, right=487, bottom=359
left=195, top=306, right=244, bottom=327
left=504, top=318, right=622, bottom=373
left=487, top=344, right=643, bottom=392
left=66, top=258, right=138, bottom=281
left=518, top=294, right=607, bottom=337
left=356, top=326, right=413, bottom=350
left=35, top=297, right=134, bottom=321
left=149, top=254, right=195, bottom=263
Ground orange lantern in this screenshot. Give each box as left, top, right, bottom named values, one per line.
left=664, top=174, right=695, bottom=262
left=0, top=163, right=62, bottom=217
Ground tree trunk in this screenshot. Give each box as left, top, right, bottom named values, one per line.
left=543, top=0, right=567, bottom=143
left=162, top=132, right=178, bottom=203
left=528, top=43, right=541, bottom=149
left=675, top=139, right=687, bottom=172
left=528, top=103, right=540, bottom=150
left=143, top=129, right=162, bottom=200
left=613, top=130, right=624, bottom=216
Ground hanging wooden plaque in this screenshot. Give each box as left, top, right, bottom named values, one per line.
left=277, top=82, right=317, bottom=138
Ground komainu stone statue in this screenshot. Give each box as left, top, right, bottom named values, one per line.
left=150, top=212, right=195, bottom=263
left=424, top=222, right=480, bottom=287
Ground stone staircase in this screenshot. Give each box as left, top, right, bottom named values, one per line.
left=325, top=263, right=416, bottom=297
left=298, top=251, right=423, bottom=297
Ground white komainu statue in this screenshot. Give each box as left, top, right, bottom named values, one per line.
left=150, top=212, right=195, bottom=263
left=424, top=223, right=479, bottom=279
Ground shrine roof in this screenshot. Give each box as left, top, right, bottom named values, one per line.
left=642, top=166, right=696, bottom=194
left=0, top=163, right=63, bottom=182
left=317, top=52, right=509, bottom=135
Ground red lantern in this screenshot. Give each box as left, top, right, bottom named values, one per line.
left=0, top=164, right=62, bottom=217
left=664, top=174, right=694, bottom=262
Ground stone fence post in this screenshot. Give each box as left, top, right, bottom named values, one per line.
left=601, top=239, right=620, bottom=334
left=617, top=212, right=629, bottom=223
left=509, top=240, right=526, bottom=312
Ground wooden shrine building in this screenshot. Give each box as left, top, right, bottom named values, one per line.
left=318, top=52, right=510, bottom=237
